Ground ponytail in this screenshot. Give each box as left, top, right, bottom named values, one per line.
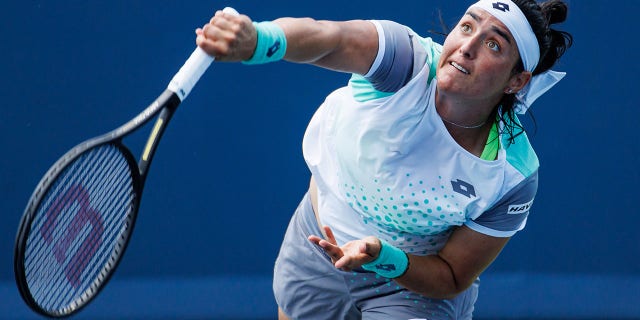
left=534, top=0, right=573, bottom=75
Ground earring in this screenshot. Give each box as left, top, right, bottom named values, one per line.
left=505, top=88, right=513, bottom=94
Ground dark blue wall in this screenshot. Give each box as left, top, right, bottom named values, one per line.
left=1, top=0, right=638, bottom=318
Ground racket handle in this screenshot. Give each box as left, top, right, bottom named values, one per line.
left=168, top=7, right=240, bottom=101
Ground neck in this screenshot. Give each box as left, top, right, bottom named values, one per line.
left=435, top=89, right=498, bottom=156
left=435, top=93, right=495, bottom=130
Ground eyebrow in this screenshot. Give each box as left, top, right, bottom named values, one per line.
left=465, top=11, right=512, bottom=45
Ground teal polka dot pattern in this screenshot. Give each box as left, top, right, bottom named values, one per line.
left=341, top=173, right=466, bottom=254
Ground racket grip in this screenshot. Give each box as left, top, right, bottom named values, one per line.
left=168, top=7, right=240, bottom=101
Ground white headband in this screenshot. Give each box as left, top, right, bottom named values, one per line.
left=469, top=0, right=566, bottom=114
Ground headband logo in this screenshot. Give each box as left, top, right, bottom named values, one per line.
left=492, top=2, right=510, bottom=12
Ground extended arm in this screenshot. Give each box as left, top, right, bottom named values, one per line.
left=196, top=10, right=379, bottom=75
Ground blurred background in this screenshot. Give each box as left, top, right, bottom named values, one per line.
left=1, top=0, right=637, bottom=319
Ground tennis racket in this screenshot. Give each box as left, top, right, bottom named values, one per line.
left=14, top=7, right=239, bottom=317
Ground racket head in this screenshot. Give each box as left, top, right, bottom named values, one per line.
left=14, top=142, right=143, bottom=317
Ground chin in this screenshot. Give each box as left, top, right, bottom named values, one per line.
left=434, top=76, right=457, bottom=92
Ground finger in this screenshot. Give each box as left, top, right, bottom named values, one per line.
left=308, top=235, right=323, bottom=245
left=197, top=26, right=234, bottom=57
left=308, top=236, right=343, bottom=259
left=334, top=255, right=352, bottom=270
left=211, top=10, right=224, bottom=23
left=323, top=226, right=338, bottom=246
left=363, top=236, right=382, bottom=258
left=210, top=14, right=233, bottom=31
left=209, top=10, right=243, bottom=36
left=195, top=35, right=205, bottom=49
left=196, top=38, right=222, bottom=57
left=201, top=23, right=222, bottom=40
left=318, top=239, right=344, bottom=260
left=358, top=242, right=378, bottom=264
left=362, top=241, right=375, bottom=258
left=359, top=242, right=370, bottom=255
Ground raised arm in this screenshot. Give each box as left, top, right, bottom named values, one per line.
left=196, top=10, right=379, bottom=75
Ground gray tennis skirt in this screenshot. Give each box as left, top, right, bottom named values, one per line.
left=273, top=193, right=479, bottom=320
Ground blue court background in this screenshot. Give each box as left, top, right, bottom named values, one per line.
left=0, top=0, right=637, bottom=319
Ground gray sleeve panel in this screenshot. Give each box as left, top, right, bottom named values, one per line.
left=365, top=20, right=415, bottom=93
left=470, top=170, right=539, bottom=233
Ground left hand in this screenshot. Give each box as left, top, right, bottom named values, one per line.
left=308, top=226, right=382, bottom=271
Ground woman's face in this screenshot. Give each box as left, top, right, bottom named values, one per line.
left=437, top=8, right=527, bottom=105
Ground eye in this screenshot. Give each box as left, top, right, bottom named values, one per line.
left=486, top=40, right=500, bottom=52
left=460, top=23, right=471, bottom=33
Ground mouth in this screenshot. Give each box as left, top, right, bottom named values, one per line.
left=450, top=61, right=470, bottom=75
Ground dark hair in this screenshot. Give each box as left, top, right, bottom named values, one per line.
left=499, top=0, right=574, bottom=143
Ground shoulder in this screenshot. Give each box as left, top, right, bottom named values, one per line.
left=348, top=20, right=443, bottom=102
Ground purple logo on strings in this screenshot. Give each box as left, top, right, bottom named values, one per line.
left=41, top=184, right=104, bottom=288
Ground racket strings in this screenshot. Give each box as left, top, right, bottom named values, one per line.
left=30, top=147, right=130, bottom=310
left=27, top=148, right=117, bottom=289
left=26, top=151, right=111, bottom=309
left=25, top=152, right=109, bottom=299
left=24, top=144, right=136, bottom=312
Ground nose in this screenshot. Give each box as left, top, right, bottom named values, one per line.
left=459, top=35, right=480, bottom=59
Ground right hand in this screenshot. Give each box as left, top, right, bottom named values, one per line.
left=195, top=10, right=257, bottom=62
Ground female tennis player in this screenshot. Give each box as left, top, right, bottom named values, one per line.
left=196, top=0, right=572, bottom=318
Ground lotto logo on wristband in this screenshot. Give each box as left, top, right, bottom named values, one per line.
left=243, top=21, right=287, bottom=65
left=266, top=41, right=281, bottom=58
left=362, top=240, right=409, bottom=278
left=374, top=264, right=397, bottom=271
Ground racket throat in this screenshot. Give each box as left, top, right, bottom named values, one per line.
left=142, top=118, right=165, bottom=162
left=138, top=90, right=180, bottom=180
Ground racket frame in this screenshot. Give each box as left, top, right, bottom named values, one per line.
left=14, top=90, right=180, bottom=317
left=14, top=6, right=239, bottom=317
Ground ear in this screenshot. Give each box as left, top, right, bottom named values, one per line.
left=507, top=71, right=532, bottom=93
